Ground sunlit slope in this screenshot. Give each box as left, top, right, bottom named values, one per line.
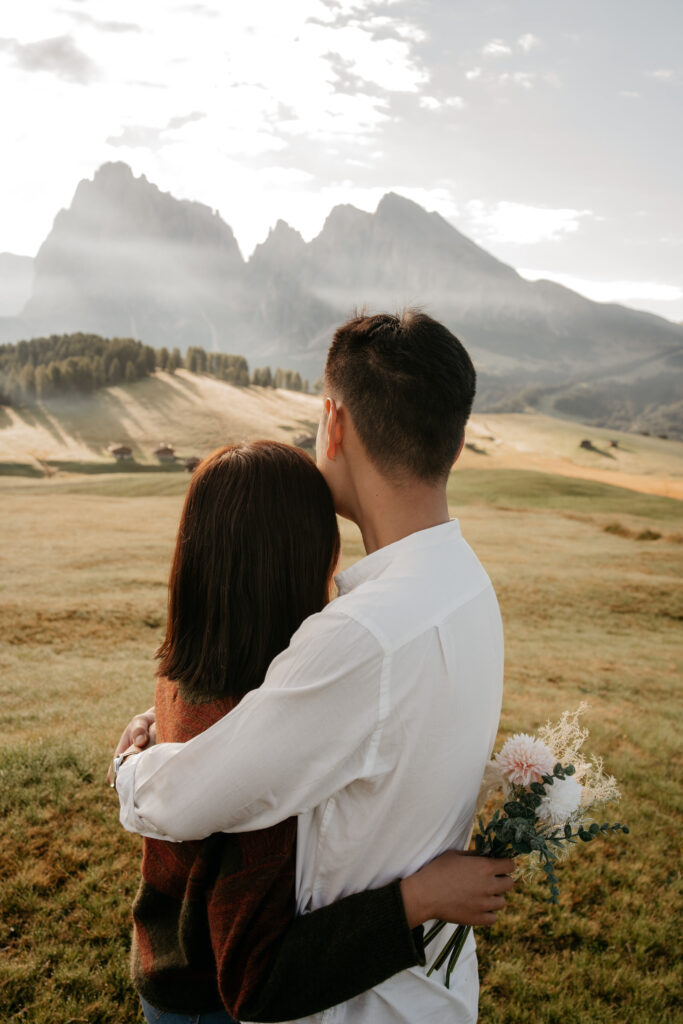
left=462, top=413, right=683, bottom=500
left=0, top=370, right=321, bottom=464
left=0, top=370, right=681, bottom=499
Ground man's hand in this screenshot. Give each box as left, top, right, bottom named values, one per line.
left=106, top=707, right=156, bottom=785
left=400, top=850, right=516, bottom=928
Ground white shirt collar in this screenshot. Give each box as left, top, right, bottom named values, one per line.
left=334, top=519, right=462, bottom=596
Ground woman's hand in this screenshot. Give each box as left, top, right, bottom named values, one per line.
left=105, top=706, right=156, bottom=784
left=400, top=850, right=516, bottom=928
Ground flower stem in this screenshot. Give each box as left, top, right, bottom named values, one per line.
left=423, top=919, right=448, bottom=947
left=425, top=923, right=472, bottom=988
left=445, top=925, right=471, bottom=988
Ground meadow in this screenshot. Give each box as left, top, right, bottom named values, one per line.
left=1, top=455, right=681, bottom=1022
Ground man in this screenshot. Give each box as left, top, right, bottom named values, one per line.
left=117, top=310, right=505, bottom=1022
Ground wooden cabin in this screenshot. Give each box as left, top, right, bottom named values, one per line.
left=153, top=443, right=176, bottom=462
left=108, top=443, right=133, bottom=462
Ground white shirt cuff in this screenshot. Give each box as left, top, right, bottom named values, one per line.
left=116, top=751, right=180, bottom=842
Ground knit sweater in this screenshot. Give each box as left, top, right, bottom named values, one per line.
left=131, top=677, right=424, bottom=1021
left=131, top=677, right=297, bottom=1015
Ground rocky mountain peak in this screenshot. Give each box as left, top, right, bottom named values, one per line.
left=249, top=219, right=306, bottom=271
left=3, top=161, right=680, bottom=437
left=23, top=162, right=244, bottom=341
left=376, top=191, right=429, bottom=221
left=318, top=202, right=374, bottom=237
left=54, top=162, right=242, bottom=258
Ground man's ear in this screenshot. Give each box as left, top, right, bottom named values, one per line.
left=325, top=398, right=344, bottom=460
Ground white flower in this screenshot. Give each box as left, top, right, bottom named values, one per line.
left=536, top=777, right=583, bottom=825
left=495, top=733, right=556, bottom=787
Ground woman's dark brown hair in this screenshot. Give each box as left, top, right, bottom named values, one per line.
left=157, top=441, right=340, bottom=701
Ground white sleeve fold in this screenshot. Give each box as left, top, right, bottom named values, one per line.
left=116, top=609, right=385, bottom=841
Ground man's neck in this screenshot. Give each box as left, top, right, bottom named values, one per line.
left=348, top=472, right=451, bottom=556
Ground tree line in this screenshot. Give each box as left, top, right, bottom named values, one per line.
left=0, top=333, right=313, bottom=406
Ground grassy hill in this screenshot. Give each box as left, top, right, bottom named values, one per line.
left=0, top=368, right=681, bottom=1022
left=1, top=369, right=682, bottom=501
left=0, top=369, right=320, bottom=467
left=1, top=452, right=681, bottom=1023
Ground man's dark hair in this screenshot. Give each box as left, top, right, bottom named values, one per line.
left=325, top=309, right=476, bottom=482
left=157, top=441, right=340, bottom=700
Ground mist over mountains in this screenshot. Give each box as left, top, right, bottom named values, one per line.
left=1, top=162, right=682, bottom=435
left=0, top=253, right=33, bottom=317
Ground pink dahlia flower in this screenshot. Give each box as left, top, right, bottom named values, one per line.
left=496, top=733, right=556, bottom=787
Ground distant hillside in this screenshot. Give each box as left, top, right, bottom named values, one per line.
left=0, top=370, right=320, bottom=466
left=1, top=162, right=682, bottom=436
left=1, top=371, right=680, bottom=501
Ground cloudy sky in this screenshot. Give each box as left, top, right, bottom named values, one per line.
left=1, top=0, right=681, bottom=320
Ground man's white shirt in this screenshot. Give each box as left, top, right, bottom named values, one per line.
left=117, top=519, right=504, bottom=1023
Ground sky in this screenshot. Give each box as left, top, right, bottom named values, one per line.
left=1, top=0, right=681, bottom=321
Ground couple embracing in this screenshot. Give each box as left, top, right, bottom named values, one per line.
left=113, top=310, right=514, bottom=1023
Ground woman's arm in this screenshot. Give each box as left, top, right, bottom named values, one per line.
left=236, top=881, right=419, bottom=1022
left=234, top=852, right=515, bottom=1022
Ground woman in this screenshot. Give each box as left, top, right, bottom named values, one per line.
left=129, top=440, right=512, bottom=1023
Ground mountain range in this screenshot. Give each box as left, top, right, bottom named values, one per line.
left=1, top=162, right=682, bottom=435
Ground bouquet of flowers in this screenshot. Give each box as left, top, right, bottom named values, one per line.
left=425, top=705, right=629, bottom=987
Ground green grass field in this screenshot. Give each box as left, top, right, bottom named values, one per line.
left=1, top=467, right=681, bottom=1023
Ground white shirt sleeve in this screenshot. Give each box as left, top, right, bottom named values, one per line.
left=117, top=608, right=386, bottom=841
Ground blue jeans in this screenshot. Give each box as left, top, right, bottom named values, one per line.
left=140, top=994, right=238, bottom=1024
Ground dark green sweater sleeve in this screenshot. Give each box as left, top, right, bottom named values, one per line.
left=237, top=880, right=425, bottom=1023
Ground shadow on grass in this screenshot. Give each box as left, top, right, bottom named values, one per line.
left=47, top=460, right=187, bottom=475
left=0, top=461, right=44, bottom=478
left=8, top=378, right=320, bottom=465
left=25, top=377, right=207, bottom=458
left=10, top=404, right=67, bottom=448
left=580, top=441, right=616, bottom=460
left=448, top=467, right=682, bottom=521
left=163, top=373, right=201, bottom=395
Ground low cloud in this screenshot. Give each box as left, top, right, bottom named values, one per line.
left=59, top=10, right=141, bottom=33
left=465, top=201, right=593, bottom=245
left=106, top=125, right=164, bottom=150
left=498, top=71, right=536, bottom=90
left=482, top=39, right=512, bottom=57
left=0, top=34, right=97, bottom=83
left=166, top=111, right=206, bottom=130
left=466, top=66, right=558, bottom=91
left=324, top=50, right=386, bottom=98
left=518, top=33, right=540, bottom=52
left=419, top=94, right=465, bottom=111
left=175, top=3, right=220, bottom=15
left=647, top=68, right=675, bottom=81
left=107, top=111, right=207, bottom=150
left=128, top=80, right=166, bottom=90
